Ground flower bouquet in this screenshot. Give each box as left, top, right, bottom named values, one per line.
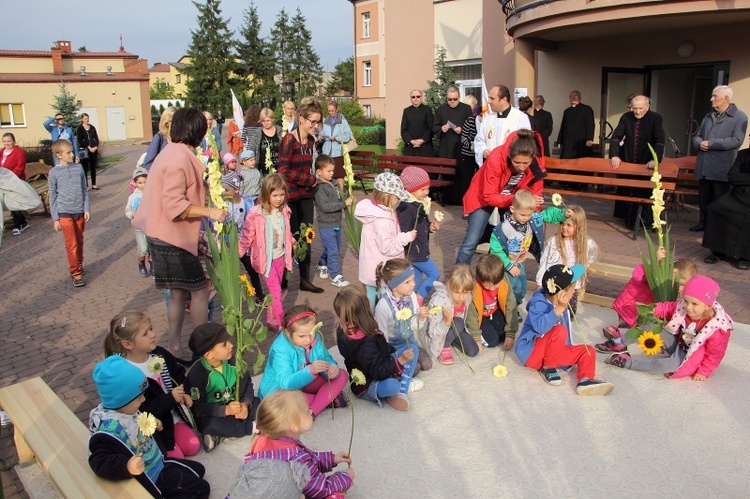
left=341, top=143, right=362, bottom=255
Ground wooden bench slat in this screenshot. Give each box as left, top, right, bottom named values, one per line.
left=0, top=377, right=149, bottom=497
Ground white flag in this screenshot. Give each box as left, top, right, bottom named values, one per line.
left=231, top=89, right=244, bottom=127
left=481, top=74, right=490, bottom=117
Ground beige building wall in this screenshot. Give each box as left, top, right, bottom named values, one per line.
left=0, top=57, right=52, bottom=73
left=354, top=0, right=385, bottom=119
left=434, top=0, right=483, bottom=61
left=482, top=0, right=516, bottom=91
left=1, top=80, right=149, bottom=146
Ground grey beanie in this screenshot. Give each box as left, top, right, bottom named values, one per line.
left=228, top=459, right=311, bottom=499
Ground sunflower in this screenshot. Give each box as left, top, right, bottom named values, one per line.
left=637, top=330, right=664, bottom=356
left=136, top=412, right=158, bottom=437
left=493, top=365, right=508, bottom=378
left=351, top=368, right=366, bottom=386
left=239, top=274, right=255, bottom=297
left=147, top=356, right=164, bottom=374
left=304, top=227, right=316, bottom=244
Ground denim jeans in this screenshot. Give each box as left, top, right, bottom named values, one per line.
left=456, top=206, right=494, bottom=264
left=412, top=257, right=440, bottom=297
left=507, top=261, right=528, bottom=304
left=317, top=227, right=343, bottom=277
left=393, top=344, right=419, bottom=395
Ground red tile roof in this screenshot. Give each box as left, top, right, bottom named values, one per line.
left=149, top=63, right=170, bottom=72
left=0, top=73, right=149, bottom=83
left=0, top=49, right=138, bottom=59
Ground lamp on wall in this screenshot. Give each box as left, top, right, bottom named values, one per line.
left=80, top=66, right=87, bottom=76
left=677, top=41, right=695, bottom=58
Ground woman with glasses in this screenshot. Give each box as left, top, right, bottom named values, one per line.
left=277, top=101, right=324, bottom=293
left=257, top=108, right=282, bottom=175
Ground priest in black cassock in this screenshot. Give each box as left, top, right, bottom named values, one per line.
left=401, top=90, right=434, bottom=157
left=533, top=95, right=553, bottom=157
left=557, top=90, right=595, bottom=159
left=433, top=86, right=472, bottom=159
left=609, top=95, right=665, bottom=227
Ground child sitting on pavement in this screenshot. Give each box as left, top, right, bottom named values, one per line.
left=89, top=355, right=210, bottom=498
left=597, top=247, right=697, bottom=352
left=467, top=254, right=518, bottom=352
left=515, top=264, right=615, bottom=396
left=490, top=188, right=570, bottom=305
left=604, top=275, right=732, bottom=380
left=185, top=323, right=260, bottom=452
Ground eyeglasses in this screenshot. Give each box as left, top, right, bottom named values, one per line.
left=306, top=118, right=320, bottom=126
left=410, top=95, right=421, bottom=99
left=56, top=117, right=64, bottom=121
left=447, top=98, right=458, bottom=102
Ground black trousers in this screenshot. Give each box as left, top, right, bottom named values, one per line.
left=287, top=196, right=315, bottom=281
left=698, top=178, right=731, bottom=225
left=81, top=151, right=99, bottom=186
left=157, top=459, right=210, bottom=498
left=11, top=210, right=26, bottom=228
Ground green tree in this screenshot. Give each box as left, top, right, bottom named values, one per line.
left=270, top=8, right=292, bottom=84
left=184, top=0, right=241, bottom=112
left=236, top=1, right=279, bottom=106
left=77, top=46, right=87, bottom=53
left=326, top=56, right=354, bottom=96
left=288, top=8, right=323, bottom=98
left=50, top=81, right=81, bottom=129
left=424, top=46, right=457, bottom=114
left=150, top=78, right=176, bottom=99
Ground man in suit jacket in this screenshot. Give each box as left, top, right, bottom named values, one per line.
left=401, top=90, right=434, bottom=157
left=533, top=96, right=553, bottom=157
left=556, top=90, right=594, bottom=159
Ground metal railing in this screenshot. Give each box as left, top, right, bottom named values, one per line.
left=499, top=0, right=558, bottom=19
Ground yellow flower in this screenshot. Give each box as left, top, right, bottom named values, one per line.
left=313, top=321, right=324, bottom=335
left=351, top=368, right=366, bottom=385
left=239, top=274, right=255, bottom=296
left=638, top=330, right=664, bottom=356
left=650, top=171, right=662, bottom=184
left=551, top=193, right=563, bottom=206
left=428, top=305, right=443, bottom=316
left=395, top=308, right=413, bottom=321
left=434, top=211, right=444, bottom=223
left=147, top=356, right=164, bottom=374
left=213, top=222, right=224, bottom=234
left=304, top=227, right=316, bottom=244
left=422, top=196, right=432, bottom=214
left=545, top=278, right=558, bottom=294
left=493, top=365, right=508, bottom=377
left=136, top=412, right=158, bottom=437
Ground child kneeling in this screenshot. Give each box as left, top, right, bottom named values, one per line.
left=515, top=264, right=614, bottom=396
left=89, top=356, right=209, bottom=498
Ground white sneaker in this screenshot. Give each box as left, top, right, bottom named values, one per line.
left=330, top=275, right=350, bottom=287
left=317, top=265, right=329, bottom=279
left=408, top=377, right=424, bottom=393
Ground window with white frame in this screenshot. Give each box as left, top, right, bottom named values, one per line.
left=363, top=61, right=372, bottom=87
left=0, top=103, right=26, bottom=127
left=362, top=12, right=371, bottom=39
left=175, top=74, right=181, bottom=84
left=363, top=105, right=372, bottom=118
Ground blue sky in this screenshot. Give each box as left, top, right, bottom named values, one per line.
left=2, top=0, right=354, bottom=71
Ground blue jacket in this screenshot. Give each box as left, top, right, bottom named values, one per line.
left=43, top=117, right=79, bottom=154
left=318, top=114, right=352, bottom=157
left=490, top=206, right=566, bottom=270
left=258, top=330, right=337, bottom=399
left=514, top=289, right=573, bottom=365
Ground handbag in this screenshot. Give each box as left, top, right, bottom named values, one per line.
left=343, top=135, right=358, bottom=151
left=78, top=148, right=89, bottom=160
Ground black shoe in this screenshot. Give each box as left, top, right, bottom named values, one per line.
left=300, top=280, right=324, bottom=293
left=737, top=260, right=750, bottom=270
left=704, top=253, right=719, bottom=264
left=148, top=259, right=155, bottom=277
left=138, top=260, right=148, bottom=277
left=689, top=224, right=705, bottom=232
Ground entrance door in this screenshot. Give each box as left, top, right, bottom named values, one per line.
left=105, top=107, right=126, bottom=141
left=599, top=68, right=649, bottom=158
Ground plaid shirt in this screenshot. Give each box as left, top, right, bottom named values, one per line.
left=278, top=132, right=316, bottom=201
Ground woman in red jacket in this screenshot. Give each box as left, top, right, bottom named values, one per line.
left=456, top=129, right=547, bottom=264
left=1, top=133, right=29, bottom=235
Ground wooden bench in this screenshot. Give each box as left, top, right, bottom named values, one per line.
left=543, top=157, right=679, bottom=240
left=358, top=154, right=457, bottom=203
left=0, top=377, right=150, bottom=498
left=349, top=150, right=376, bottom=193
left=24, top=162, right=52, bottom=216
left=664, top=156, right=698, bottom=212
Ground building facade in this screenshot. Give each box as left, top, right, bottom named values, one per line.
left=0, top=40, right=151, bottom=145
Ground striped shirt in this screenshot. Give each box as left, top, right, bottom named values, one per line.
left=48, top=163, right=90, bottom=220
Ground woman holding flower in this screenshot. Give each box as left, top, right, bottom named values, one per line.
left=133, top=107, right=228, bottom=357
left=258, top=108, right=282, bottom=175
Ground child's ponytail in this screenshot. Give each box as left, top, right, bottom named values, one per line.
left=103, top=310, right=149, bottom=357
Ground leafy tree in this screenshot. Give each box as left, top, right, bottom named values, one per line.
left=337, top=98, right=363, bottom=124
left=424, top=45, right=457, bottom=114
left=184, top=0, right=242, bottom=112
left=288, top=8, right=322, bottom=98
left=236, top=1, right=279, bottom=106
left=151, top=105, right=157, bottom=115
left=50, top=81, right=81, bottom=129
left=326, top=57, right=354, bottom=96
left=150, top=78, right=176, bottom=99
left=270, top=8, right=293, bottom=84
left=77, top=46, right=87, bottom=53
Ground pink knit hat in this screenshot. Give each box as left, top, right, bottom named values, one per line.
left=223, top=153, right=237, bottom=166
left=682, top=275, right=720, bottom=306
left=400, top=166, right=430, bottom=193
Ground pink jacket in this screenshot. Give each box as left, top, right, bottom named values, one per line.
left=133, top=143, right=206, bottom=255
left=354, top=198, right=414, bottom=286
left=238, top=205, right=294, bottom=276
left=655, top=300, right=733, bottom=379
left=613, top=264, right=655, bottom=327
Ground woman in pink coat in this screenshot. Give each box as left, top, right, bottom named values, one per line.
left=604, top=275, right=732, bottom=380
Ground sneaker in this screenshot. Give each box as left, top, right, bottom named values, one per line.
left=605, top=352, right=631, bottom=368
left=480, top=336, right=489, bottom=348
left=539, top=367, right=562, bottom=386
left=408, top=377, right=424, bottom=393
left=12, top=223, right=28, bottom=236
left=386, top=394, right=409, bottom=411
left=438, top=348, right=455, bottom=365
left=138, top=260, right=148, bottom=277
left=576, top=379, right=615, bottom=396
left=595, top=339, right=628, bottom=354
left=330, top=275, right=350, bottom=287
left=333, top=391, right=349, bottom=408
left=317, top=265, right=329, bottom=279
left=72, top=276, right=86, bottom=287
left=202, top=434, right=223, bottom=452
left=602, top=325, right=622, bottom=340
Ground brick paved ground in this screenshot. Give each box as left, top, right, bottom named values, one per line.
left=1, top=142, right=747, bottom=495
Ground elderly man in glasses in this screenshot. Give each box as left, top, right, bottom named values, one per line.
left=43, top=113, right=79, bottom=165
left=401, top=89, right=435, bottom=157
left=433, top=86, right=472, bottom=160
